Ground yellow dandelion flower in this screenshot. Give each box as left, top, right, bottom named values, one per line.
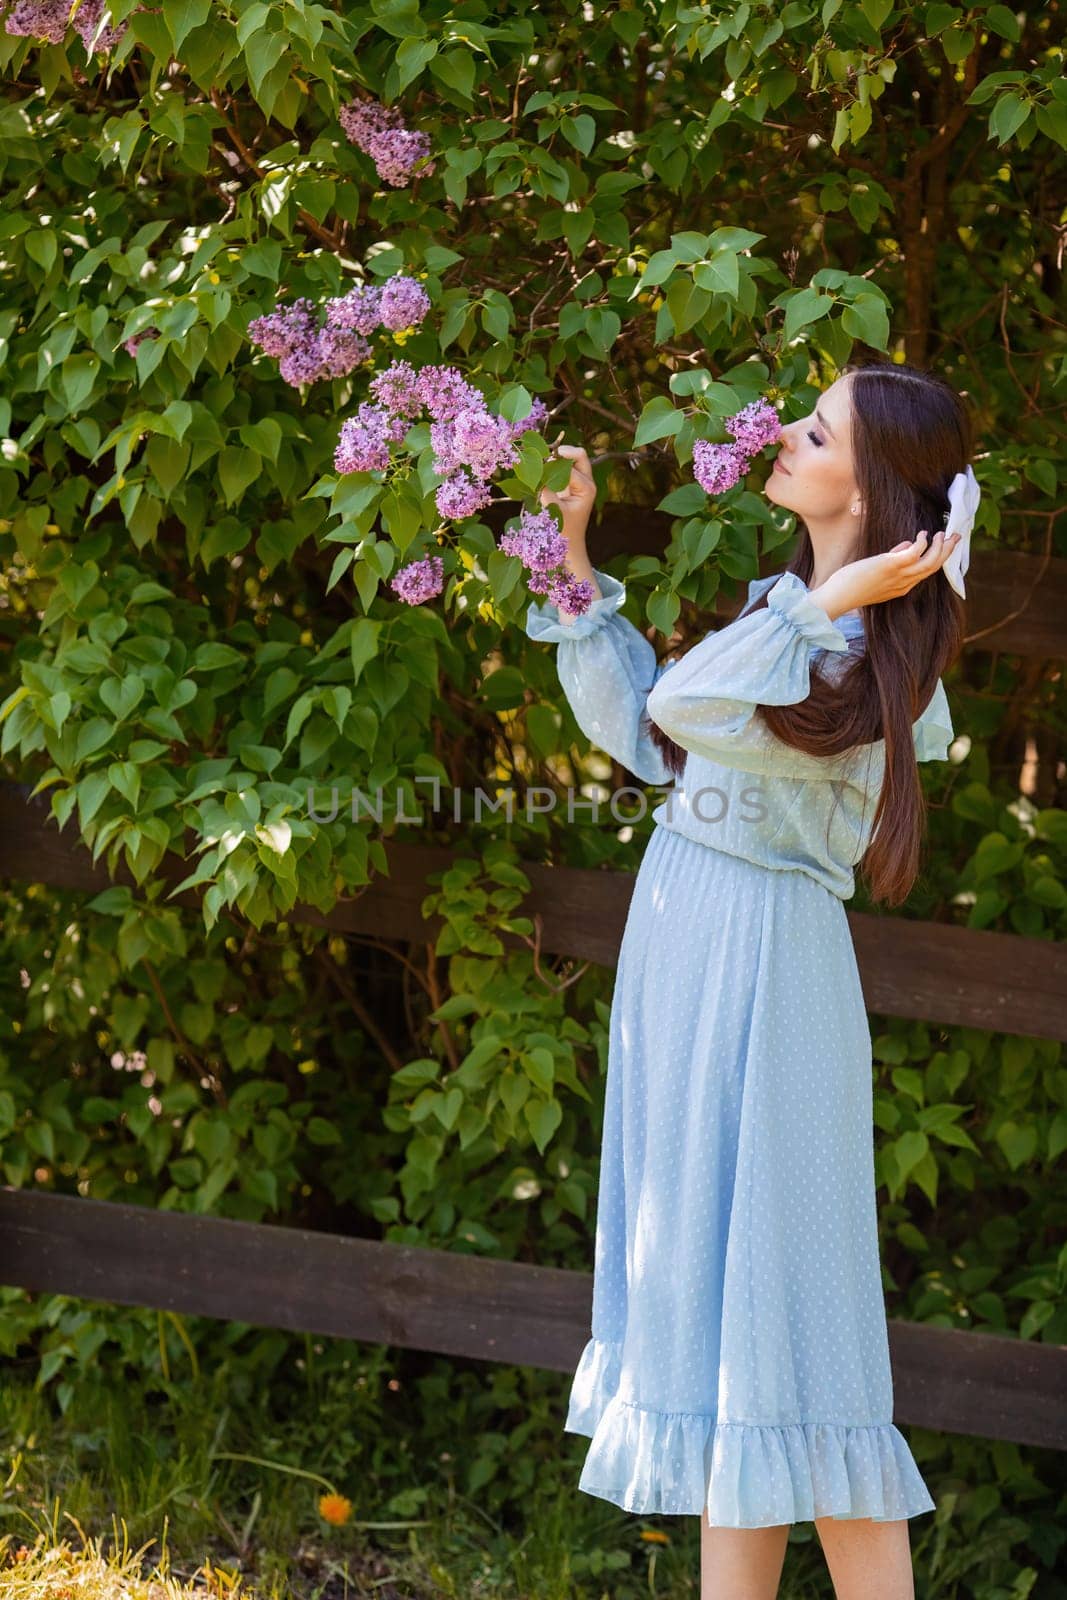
left=640, top=1528, right=670, bottom=1543
left=318, top=1491, right=353, bottom=1525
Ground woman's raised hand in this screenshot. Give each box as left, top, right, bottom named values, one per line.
left=866, top=529, right=964, bottom=602
left=820, top=528, right=964, bottom=616
left=540, top=436, right=598, bottom=536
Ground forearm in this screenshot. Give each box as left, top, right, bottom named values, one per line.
left=806, top=567, right=866, bottom=624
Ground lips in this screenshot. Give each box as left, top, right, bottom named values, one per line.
left=773, top=457, right=790, bottom=475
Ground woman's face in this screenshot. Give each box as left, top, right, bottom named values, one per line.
left=763, top=375, right=861, bottom=532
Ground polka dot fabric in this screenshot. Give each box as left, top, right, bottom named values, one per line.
left=525, top=568, right=947, bottom=1528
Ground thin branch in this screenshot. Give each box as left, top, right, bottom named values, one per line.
left=313, top=946, right=406, bottom=1074
left=209, top=90, right=344, bottom=254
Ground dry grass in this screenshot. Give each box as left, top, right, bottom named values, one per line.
left=0, top=1523, right=258, bottom=1599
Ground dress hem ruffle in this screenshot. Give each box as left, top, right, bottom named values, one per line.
left=564, top=1336, right=937, bottom=1527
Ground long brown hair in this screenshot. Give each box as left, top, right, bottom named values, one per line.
left=643, top=357, right=971, bottom=907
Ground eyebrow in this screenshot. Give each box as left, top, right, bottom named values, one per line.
left=816, top=406, right=836, bottom=440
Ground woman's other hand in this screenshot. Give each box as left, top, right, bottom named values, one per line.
left=540, top=436, right=598, bottom=537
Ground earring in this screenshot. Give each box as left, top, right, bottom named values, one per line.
left=851, top=503, right=860, bottom=515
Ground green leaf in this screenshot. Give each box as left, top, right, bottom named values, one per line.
left=244, top=30, right=287, bottom=98
left=995, top=1119, right=1037, bottom=1171
left=634, top=396, right=683, bottom=446
left=924, top=5, right=959, bottom=36
left=396, top=35, right=438, bottom=91
left=657, top=482, right=710, bottom=517
left=239, top=417, right=283, bottom=462
left=990, top=91, right=1031, bottom=145
left=692, top=251, right=739, bottom=298
left=429, top=49, right=476, bottom=101
left=560, top=113, right=597, bottom=155
left=841, top=292, right=890, bottom=349
left=859, top=0, right=892, bottom=29
left=647, top=587, right=681, bottom=634
left=217, top=446, right=261, bottom=506
left=665, top=277, right=711, bottom=335
left=984, top=5, right=1021, bottom=41
left=163, top=0, right=213, bottom=53
left=59, top=353, right=101, bottom=415
left=524, top=1095, right=562, bottom=1154
left=942, top=24, right=976, bottom=64
left=782, top=287, right=835, bottom=342
left=242, top=240, right=282, bottom=280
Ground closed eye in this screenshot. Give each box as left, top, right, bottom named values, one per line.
left=807, top=429, right=824, bottom=447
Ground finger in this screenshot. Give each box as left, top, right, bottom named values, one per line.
left=555, top=444, right=592, bottom=468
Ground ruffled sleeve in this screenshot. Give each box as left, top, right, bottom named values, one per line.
left=913, top=678, right=954, bottom=762
left=645, top=570, right=861, bottom=781
left=525, top=567, right=675, bottom=787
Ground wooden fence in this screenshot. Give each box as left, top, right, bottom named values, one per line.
left=1, top=534, right=1064, bottom=1454
left=1, top=1187, right=1064, bottom=1452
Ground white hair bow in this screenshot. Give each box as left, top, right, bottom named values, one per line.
left=941, top=464, right=980, bottom=599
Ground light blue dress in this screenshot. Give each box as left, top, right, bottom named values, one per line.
left=526, top=566, right=952, bottom=1528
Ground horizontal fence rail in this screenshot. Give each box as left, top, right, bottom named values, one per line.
left=1, top=783, right=1064, bottom=1041
left=1, top=1189, right=1064, bottom=1453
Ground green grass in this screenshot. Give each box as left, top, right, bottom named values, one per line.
left=0, top=1323, right=1059, bottom=1598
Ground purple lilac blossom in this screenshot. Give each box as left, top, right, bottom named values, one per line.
left=124, top=326, right=159, bottom=357
left=334, top=404, right=395, bottom=474
left=369, top=359, right=423, bottom=418
left=247, top=298, right=319, bottom=359
left=390, top=554, right=445, bottom=605
left=325, top=281, right=384, bottom=337
left=368, top=129, right=435, bottom=187
left=72, top=0, right=127, bottom=51
left=338, top=98, right=403, bottom=147
left=527, top=568, right=597, bottom=617
left=724, top=398, right=782, bottom=455
left=692, top=437, right=750, bottom=495
left=5, top=0, right=69, bottom=41
left=499, top=508, right=568, bottom=573
left=278, top=344, right=329, bottom=387
left=414, top=364, right=485, bottom=421
left=317, top=323, right=373, bottom=378
left=339, top=97, right=436, bottom=188
left=434, top=470, right=494, bottom=520
left=430, top=408, right=520, bottom=480
left=378, top=275, right=431, bottom=331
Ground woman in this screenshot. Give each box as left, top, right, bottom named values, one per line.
left=525, top=359, right=972, bottom=1600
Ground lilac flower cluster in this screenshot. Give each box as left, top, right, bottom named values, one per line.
left=390, top=554, right=445, bottom=605
left=5, top=0, right=130, bottom=50
left=334, top=402, right=411, bottom=474
left=247, top=275, right=431, bottom=389
left=499, top=506, right=596, bottom=617
left=334, top=358, right=548, bottom=523
left=339, top=97, right=436, bottom=188
left=692, top=397, right=783, bottom=495
left=124, top=326, right=159, bottom=357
